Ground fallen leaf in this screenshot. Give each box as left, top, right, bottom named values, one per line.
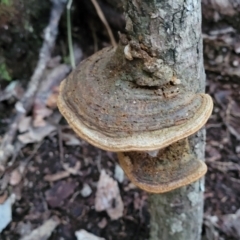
left=203, top=215, right=219, bottom=240
left=95, top=170, right=123, bottom=220
left=33, top=104, right=53, bottom=127
left=75, top=229, right=105, bottom=240
left=45, top=181, right=76, bottom=208
left=18, top=116, right=32, bottom=133
left=20, top=217, right=60, bottom=240
left=0, top=80, right=24, bottom=102
left=34, top=64, right=70, bottom=107
left=221, top=209, right=240, bottom=238
left=18, top=124, right=56, bottom=144
left=62, top=133, right=81, bottom=146
left=46, top=86, right=59, bottom=109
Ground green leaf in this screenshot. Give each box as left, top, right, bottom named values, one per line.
left=0, top=63, right=12, bottom=81
left=1, top=0, right=11, bottom=6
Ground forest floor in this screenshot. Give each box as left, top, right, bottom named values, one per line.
left=0, top=1, right=240, bottom=240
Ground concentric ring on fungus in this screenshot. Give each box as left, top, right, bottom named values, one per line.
left=58, top=47, right=213, bottom=152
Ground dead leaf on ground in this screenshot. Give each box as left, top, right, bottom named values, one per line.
left=46, top=86, right=59, bottom=109
left=20, top=216, right=60, bottom=240
left=33, top=104, right=53, bottom=127
left=62, top=132, right=82, bottom=146
left=18, top=123, right=56, bottom=144
left=45, top=180, right=77, bottom=208
left=0, top=80, right=24, bottom=102
left=18, top=116, right=32, bottom=133
left=95, top=170, right=123, bottom=220
left=30, top=63, right=70, bottom=127
left=75, top=229, right=105, bottom=240
left=221, top=209, right=240, bottom=238
left=34, top=64, right=70, bottom=107
left=203, top=215, right=219, bottom=240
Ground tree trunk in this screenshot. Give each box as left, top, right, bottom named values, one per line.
left=122, top=0, right=206, bottom=239
left=149, top=131, right=205, bottom=240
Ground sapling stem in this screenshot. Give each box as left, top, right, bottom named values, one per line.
left=67, top=0, right=75, bottom=69
left=121, top=0, right=206, bottom=239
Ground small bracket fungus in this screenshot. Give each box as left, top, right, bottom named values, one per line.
left=117, top=138, right=207, bottom=193
left=57, top=46, right=213, bottom=193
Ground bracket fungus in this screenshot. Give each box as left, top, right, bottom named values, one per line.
left=58, top=45, right=213, bottom=193
left=117, top=138, right=207, bottom=193
left=58, top=47, right=212, bottom=151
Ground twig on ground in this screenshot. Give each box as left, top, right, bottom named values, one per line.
left=208, top=161, right=240, bottom=172
left=0, top=0, right=67, bottom=166
left=90, top=0, right=117, bottom=47
left=58, top=126, right=64, bottom=164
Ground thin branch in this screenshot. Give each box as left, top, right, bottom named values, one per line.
left=90, top=0, right=117, bottom=47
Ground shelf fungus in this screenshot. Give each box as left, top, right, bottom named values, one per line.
left=57, top=46, right=213, bottom=193
left=117, top=138, right=207, bottom=193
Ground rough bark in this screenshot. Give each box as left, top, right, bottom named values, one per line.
left=122, top=0, right=205, bottom=92
left=122, top=1, right=206, bottom=239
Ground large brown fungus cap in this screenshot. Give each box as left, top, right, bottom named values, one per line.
left=58, top=47, right=213, bottom=152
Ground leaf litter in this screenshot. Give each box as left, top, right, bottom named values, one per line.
left=95, top=169, right=124, bottom=220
